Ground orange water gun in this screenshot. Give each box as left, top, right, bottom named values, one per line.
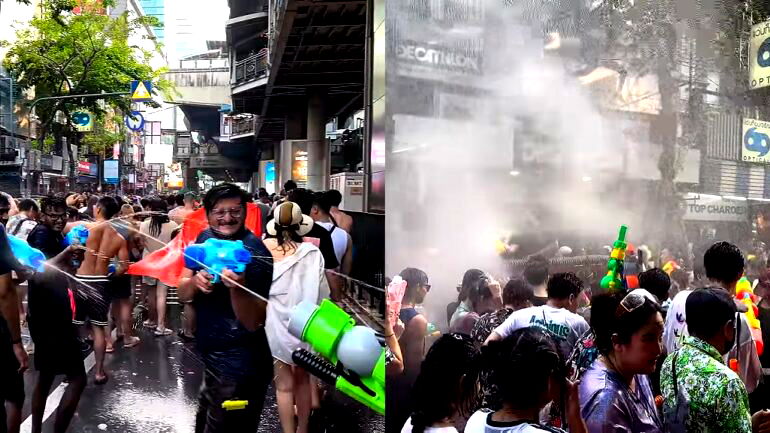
left=736, top=277, right=764, bottom=356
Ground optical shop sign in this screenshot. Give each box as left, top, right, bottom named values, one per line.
left=683, top=193, right=749, bottom=223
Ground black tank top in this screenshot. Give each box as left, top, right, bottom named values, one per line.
left=399, top=307, right=419, bottom=326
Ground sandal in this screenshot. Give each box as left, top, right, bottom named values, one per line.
left=105, top=345, right=114, bottom=354
left=94, top=374, right=109, bottom=385
left=154, top=327, right=173, bottom=337
left=143, top=320, right=157, bottom=329
left=124, top=336, right=141, bottom=348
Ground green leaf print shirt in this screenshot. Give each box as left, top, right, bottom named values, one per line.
left=661, top=336, right=752, bottom=433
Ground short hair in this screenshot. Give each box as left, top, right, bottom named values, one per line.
left=175, top=193, right=185, bottom=206
left=140, top=198, right=150, bottom=208
left=482, top=327, right=562, bottom=410
left=312, top=191, right=332, bottom=214
left=591, top=291, right=662, bottom=355
left=326, top=189, right=343, bottom=207
left=503, top=277, right=534, bottom=307
left=288, top=188, right=315, bottom=215
left=639, top=268, right=671, bottom=302
left=686, top=288, right=736, bottom=340
left=165, top=195, right=176, bottom=207
left=97, top=196, right=120, bottom=219
left=39, top=197, right=66, bottom=214
left=704, top=241, right=745, bottom=285
left=400, top=267, right=429, bottom=302
left=203, top=183, right=250, bottom=214
left=546, top=272, right=583, bottom=299
left=284, top=180, right=298, bottom=191
left=18, top=199, right=38, bottom=213
left=184, top=192, right=196, bottom=201
left=257, top=190, right=269, bottom=199
left=0, top=193, right=10, bottom=209
left=524, top=254, right=549, bottom=286
left=67, top=207, right=80, bottom=219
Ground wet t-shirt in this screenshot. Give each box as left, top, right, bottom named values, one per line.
left=191, top=228, right=274, bottom=380
left=493, top=305, right=589, bottom=360
left=27, top=224, right=64, bottom=260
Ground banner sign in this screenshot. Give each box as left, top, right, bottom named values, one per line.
left=683, top=193, right=749, bottom=222
left=751, top=21, right=770, bottom=89
left=78, top=161, right=92, bottom=174
left=742, top=118, right=770, bottom=163
left=103, top=159, right=119, bottom=184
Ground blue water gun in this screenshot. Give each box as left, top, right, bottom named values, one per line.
left=183, top=238, right=251, bottom=283
left=8, top=234, right=46, bottom=272
left=64, top=224, right=89, bottom=247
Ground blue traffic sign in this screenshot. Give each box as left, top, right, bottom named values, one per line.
left=125, top=111, right=145, bottom=131
left=130, top=80, right=153, bottom=102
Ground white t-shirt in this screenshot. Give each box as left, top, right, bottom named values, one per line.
left=465, top=410, right=564, bottom=433
left=401, top=418, right=459, bottom=433
left=662, top=288, right=761, bottom=393
left=315, top=221, right=349, bottom=265
left=493, top=305, right=589, bottom=359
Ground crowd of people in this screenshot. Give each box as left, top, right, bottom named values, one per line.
left=0, top=180, right=356, bottom=433
left=388, top=240, right=770, bottom=433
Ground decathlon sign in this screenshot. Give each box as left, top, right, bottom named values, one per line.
left=396, top=41, right=480, bottom=73
left=683, top=193, right=749, bottom=222
left=743, top=118, right=770, bottom=163
left=750, top=21, right=770, bottom=89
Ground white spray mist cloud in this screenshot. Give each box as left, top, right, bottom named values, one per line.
left=386, top=0, right=647, bottom=327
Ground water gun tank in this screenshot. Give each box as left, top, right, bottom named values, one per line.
left=8, top=234, right=46, bottom=272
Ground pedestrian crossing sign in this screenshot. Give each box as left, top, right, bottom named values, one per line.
left=130, top=80, right=153, bottom=101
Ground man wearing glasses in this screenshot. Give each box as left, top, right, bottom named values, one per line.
left=178, top=183, right=274, bottom=433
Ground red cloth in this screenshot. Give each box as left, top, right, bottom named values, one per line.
left=127, top=203, right=263, bottom=287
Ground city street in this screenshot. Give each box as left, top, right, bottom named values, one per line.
left=17, top=323, right=384, bottom=433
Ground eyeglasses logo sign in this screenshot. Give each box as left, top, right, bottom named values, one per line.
left=759, top=38, right=770, bottom=68
left=744, top=127, right=770, bottom=157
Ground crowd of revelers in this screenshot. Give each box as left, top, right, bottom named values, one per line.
left=0, top=179, right=355, bottom=433
left=387, top=240, right=770, bottom=433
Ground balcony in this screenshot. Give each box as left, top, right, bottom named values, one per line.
left=232, top=51, right=269, bottom=94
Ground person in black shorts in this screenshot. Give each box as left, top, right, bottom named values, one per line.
left=0, top=217, right=28, bottom=433
left=26, top=197, right=88, bottom=433
left=105, top=215, right=140, bottom=352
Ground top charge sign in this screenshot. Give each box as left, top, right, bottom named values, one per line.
left=750, top=21, right=770, bottom=90
left=683, top=194, right=749, bottom=222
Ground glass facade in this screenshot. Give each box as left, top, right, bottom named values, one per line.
left=139, top=0, right=165, bottom=41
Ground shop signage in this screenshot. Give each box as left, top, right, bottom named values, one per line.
left=742, top=118, right=770, bottom=163
left=103, top=159, right=119, bottom=184
left=750, top=21, right=770, bottom=89
left=77, top=161, right=98, bottom=176
left=683, top=193, right=749, bottom=222
left=396, top=40, right=481, bottom=73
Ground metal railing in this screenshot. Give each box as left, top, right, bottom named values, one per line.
left=231, top=116, right=257, bottom=136
left=345, top=278, right=385, bottom=329
left=233, top=52, right=268, bottom=86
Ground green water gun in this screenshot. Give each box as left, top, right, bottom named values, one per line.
left=289, top=299, right=385, bottom=415
left=600, top=225, right=628, bottom=292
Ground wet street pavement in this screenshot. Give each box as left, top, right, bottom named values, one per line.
left=18, top=325, right=385, bottom=433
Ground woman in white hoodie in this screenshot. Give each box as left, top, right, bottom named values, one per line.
left=264, top=201, right=329, bottom=433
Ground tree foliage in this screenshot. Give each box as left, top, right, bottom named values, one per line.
left=1, top=0, right=175, bottom=152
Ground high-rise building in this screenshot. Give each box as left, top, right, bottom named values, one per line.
left=139, top=0, right=164, bottom=42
